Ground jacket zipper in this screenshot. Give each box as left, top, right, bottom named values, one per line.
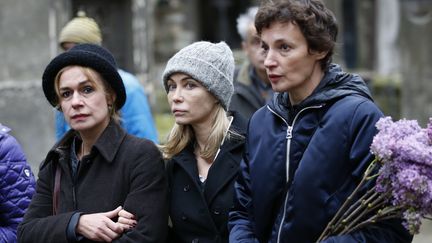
left=267, top=104, right=323, bottom=243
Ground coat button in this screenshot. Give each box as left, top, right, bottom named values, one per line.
left=183, top=185, right=190, bottom=192
left=192, top=239, right=199, bottom=243
left=181, top=213, right=187, bottom=221
left=213, top=209, right=221, bottom=215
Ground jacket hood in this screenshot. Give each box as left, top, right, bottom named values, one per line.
left=270, top=64, right=372, bottom=112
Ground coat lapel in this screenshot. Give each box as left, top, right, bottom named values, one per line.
left=93, top=121, right=127, bottom=163
left=171, top=145, right=202, bottom=190
left=204, top=138, right=243, bottom=205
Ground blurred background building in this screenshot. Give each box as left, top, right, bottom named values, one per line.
left=1, top=0, right=431, bottom=241
left=2, top=0, right=432, bottom=164
left=2, top=0, right=431, bottom=171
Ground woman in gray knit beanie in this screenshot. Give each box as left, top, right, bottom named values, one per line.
left=160, top=41, right=248, bottom=243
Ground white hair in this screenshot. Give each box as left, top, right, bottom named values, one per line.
left=236, top=6, right=259, bottom=41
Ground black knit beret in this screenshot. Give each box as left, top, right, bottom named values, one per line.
left=42, top=43, right=126, bottom=109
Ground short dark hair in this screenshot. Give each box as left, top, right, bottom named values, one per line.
left=255, top=0, right=338, bottom=70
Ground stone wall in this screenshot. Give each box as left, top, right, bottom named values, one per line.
left=0, top=0, right=65, bottom=172
left=0, top=0, right=154, bottom=173
left=3, top=0, right=432, bottom=174
left=0, top=82, right=54, bottom=173
left=399, top=0, right=432, bottom=125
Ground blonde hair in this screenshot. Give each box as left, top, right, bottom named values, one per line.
left=53, top=65, right=120, bottom=123
left=161, top=105, right=242, bottom=160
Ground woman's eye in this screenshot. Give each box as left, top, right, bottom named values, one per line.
left=185, top=82, right=197, bottom=89
left=82, top=86, right=94, bottom=94
left=60, top=91, right=71, bottom=98
left=167, top=84, right=176, bottom=91
left=280, top=44, right=290, bottom=51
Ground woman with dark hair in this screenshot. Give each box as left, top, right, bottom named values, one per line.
left=229, top=0, right=412, bottom=242
left=18, top=44, right=168, bottom=243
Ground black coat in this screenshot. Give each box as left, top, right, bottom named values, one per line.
left=166, top=113, right=247, bottom=243
left=230, top=62, right=271, bottom=120
left=18, top=121, right=168, bottom=243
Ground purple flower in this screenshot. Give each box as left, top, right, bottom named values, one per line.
left=372, top=117, right=432, bottom=234
left=391, top=166, right=428, bottom=207
left=371, top=117, right=423, bottom=162
left=319, top=116, right=432, bottom=240
left=402, top=209, right=422, bottom=234
left=393, top=134, right=432, bottom=166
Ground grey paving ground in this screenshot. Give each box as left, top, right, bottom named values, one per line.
left=413, top=220, right=432, bottom=243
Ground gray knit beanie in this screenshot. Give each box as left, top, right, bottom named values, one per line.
left=162, top=41, right=235, bottom=110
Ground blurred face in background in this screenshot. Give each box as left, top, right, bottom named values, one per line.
left=61, top=42, right=77, bottom=51
left=167, top=73, right=218, bottom=127
left=242, top=24, right=267, bottom=78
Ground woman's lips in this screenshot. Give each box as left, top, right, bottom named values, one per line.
left=71, top=114, right=88, bottom=120
left=268, top=74, right=282, bottom=83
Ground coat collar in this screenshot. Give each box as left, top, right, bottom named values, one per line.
left=171, top=136, right=244, bottom=205
left=92, top=120, right=127, bottom=163
left=42, top=120, right=126, bottom=169
left=203, top=137, right=243, bottom=204
left=171, top=112, right=246, bottom=204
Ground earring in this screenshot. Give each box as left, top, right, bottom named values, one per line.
left=108, top=104, right=114, bottom=116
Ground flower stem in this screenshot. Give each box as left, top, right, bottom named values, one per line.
left=345, top=206, right=403, bottom=234
left=340, top=192, right=387, bottom=234
left=316, top=159, right=378, bottom=242
left=330, top=188, right=377, bottom=234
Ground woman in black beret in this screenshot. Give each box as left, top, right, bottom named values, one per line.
left=18, top=43, right=168, bottom=243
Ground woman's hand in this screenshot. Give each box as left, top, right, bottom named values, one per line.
left=117, top=208, right=137, bottom=231
left=76, top=206, right=124, bottom=242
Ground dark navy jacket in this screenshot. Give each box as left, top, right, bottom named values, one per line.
left=228, top=65, right=412, bottom=243
left=0, top=125, right=35, bottom=243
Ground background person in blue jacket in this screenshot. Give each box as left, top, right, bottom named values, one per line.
left=0, top=124, right=35, bottom=243
left=228, top=0, right=412, bottom=242
left=55, top=11, right=158, bottom=143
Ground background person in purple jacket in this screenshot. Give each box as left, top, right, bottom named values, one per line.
left=0, top=124, right=35, bottom=243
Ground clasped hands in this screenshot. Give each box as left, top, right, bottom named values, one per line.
left=76, top=206, right=137, bottom=242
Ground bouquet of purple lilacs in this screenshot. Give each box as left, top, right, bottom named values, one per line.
left=317, top=117, right=432, bottom=241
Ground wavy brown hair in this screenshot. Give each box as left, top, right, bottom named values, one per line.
left=255, top=0, right=338, bottom=70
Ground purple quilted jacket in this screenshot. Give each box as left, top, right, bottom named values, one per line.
left=0, top=125, right=35, bottom=243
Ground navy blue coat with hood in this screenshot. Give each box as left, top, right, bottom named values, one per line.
left=228, top=65, right=413, bottom=243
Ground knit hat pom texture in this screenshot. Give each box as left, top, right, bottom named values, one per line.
left=59, top=11, right=102, bottom=46
left=162, top=41, right=235, bottom=110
